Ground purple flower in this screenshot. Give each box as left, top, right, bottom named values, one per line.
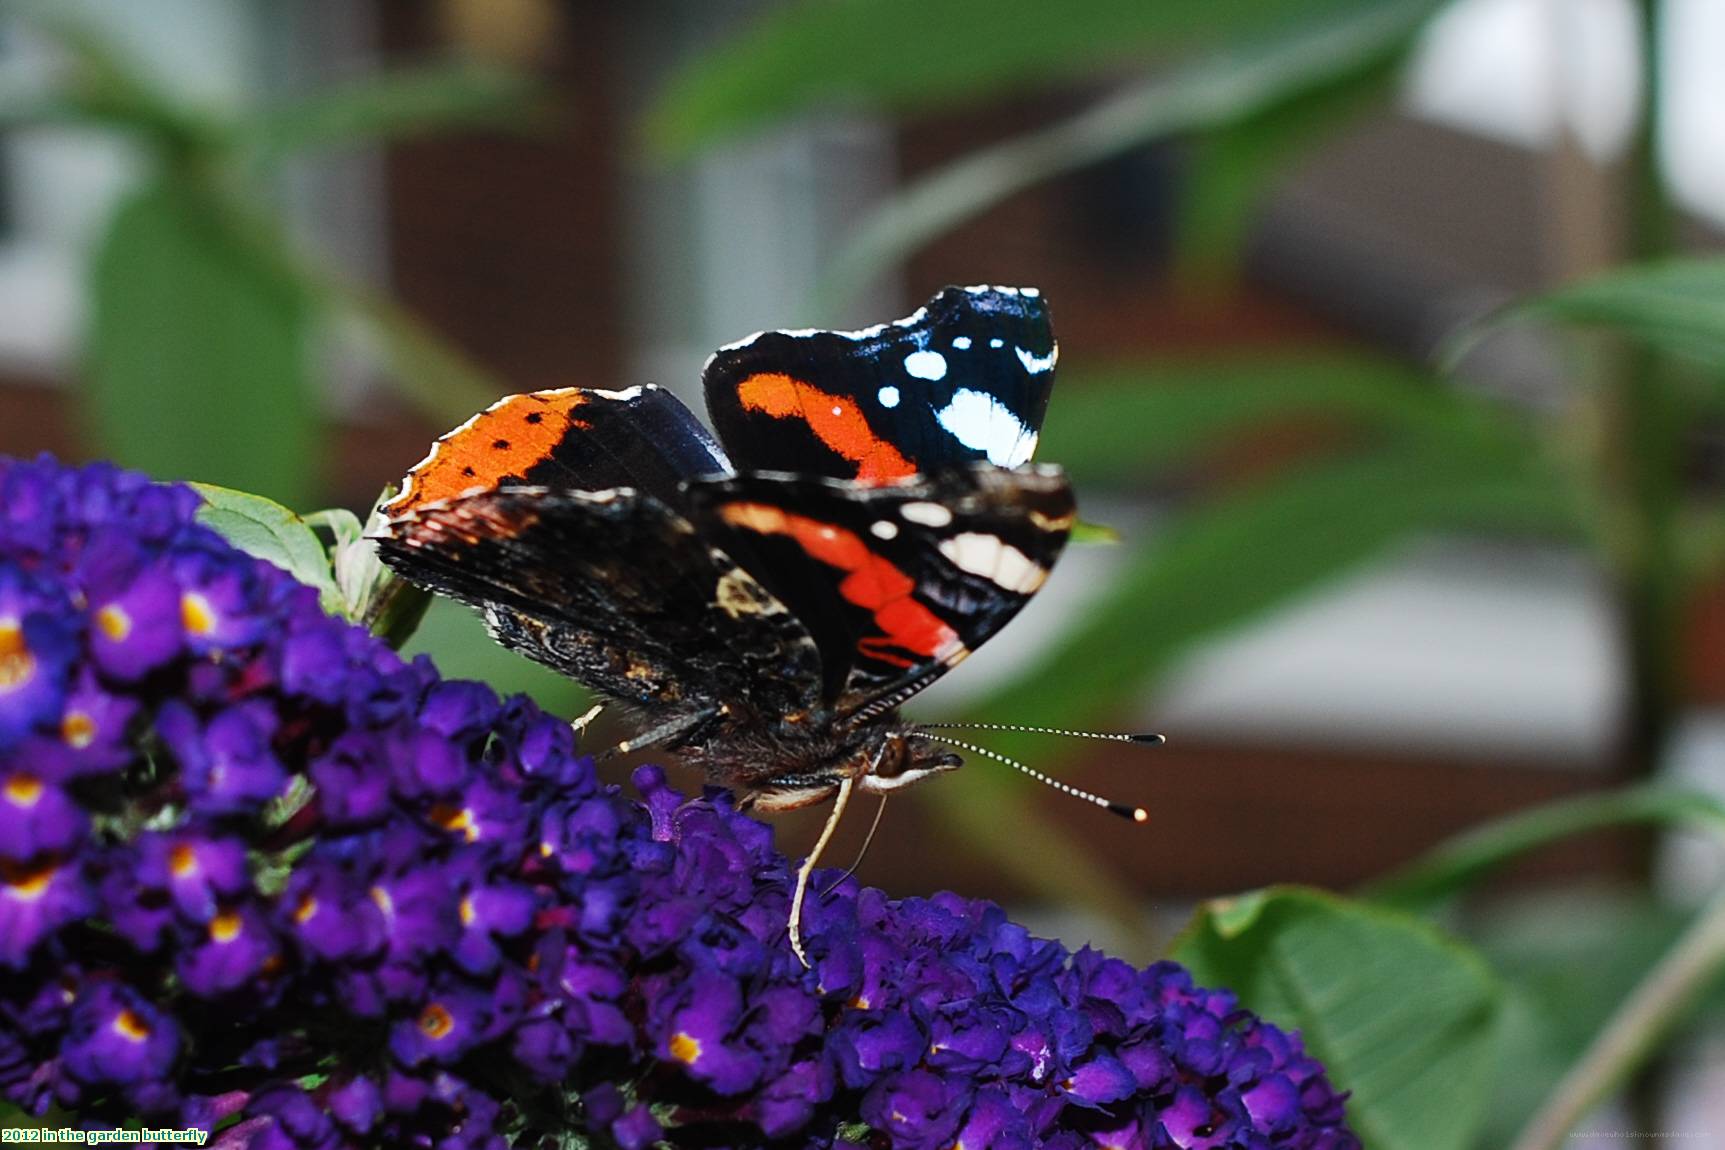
left=0, top=566, right=77, bottom=749
left=60, top=983, right=180, bottom=1105
left=862, top=1069, right=970, bottom=1150
left=158, top=700, right=288, bottom=815
left=1, top=857, right=94, bottom=967
left=0, top=456, right=1360, bottom=1150
left=86, top=561, right=183, bottom=681
left=0, top=766, right=86, bottom=862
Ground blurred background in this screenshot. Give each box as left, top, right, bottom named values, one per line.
left=3, top=1, right=1725, bottom=1138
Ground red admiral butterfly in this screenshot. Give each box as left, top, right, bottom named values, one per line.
left=377, top=286, right=1150, bottom=962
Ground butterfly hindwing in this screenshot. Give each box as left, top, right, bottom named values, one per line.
left=702, top=287, right=1056, bottom=482
left=682, top=463, right=1075, bottom=708
left=378, top=487, right=823, bottom=718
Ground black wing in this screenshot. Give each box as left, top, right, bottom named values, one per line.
left=702, top=286, right=1056, bottom=482
left=682, top=463, right=1074, bottom=708
left=378, top=487, right=822, bottom=718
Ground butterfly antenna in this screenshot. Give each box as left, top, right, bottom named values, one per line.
left=821, top=796, right=888, bottom=897
left=922, top=734, right=1148, bottom=823
left=919, top=722, right=1164, bottom=746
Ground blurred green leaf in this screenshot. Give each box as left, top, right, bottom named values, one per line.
left=647, top=0, right=1408, bottom=159
left=1467, top=889, right=1725, bottom=1148
left=1447, top=258, right=1725, bottom=372
left=1176, top=43, right=1400, bottom=275
left=1172, top=886, right=1500, bottom=1150
left=6, top=4, right=223, bottom=149
left=1043, top=353, right=1526, bottom=485
left=319, top=279, right=503, bottom=427
left=400, top=598, right=589, bottom=714
left=969, top=444, right=1563, bottom=763
left=242, top=63, right=540, bottom=160
left=808, top=0, right=1438, bottom=311
left=1365, top=785, right=1725, bottom=912
left=192, top=484, right=340, bottom=613
left=87, top=182, right=315, bottom=507
left=1069, top=519, right=1121, bottom=545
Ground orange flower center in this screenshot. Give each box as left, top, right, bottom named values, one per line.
left=1, top=860, right=57, bottom=900
left=62, top=710, right=97, bottom=749
left=113, top=1009, right=152, bottom=1043
left=430, top=804, right=477, bottom=842
left=3, top=773, right=43, bottom=807
left=181, top=592, right=217, bottom=637
left=0, top=620, right=34, bottom=690
left=168, top=843, right=198, bottom=878
left=669, top=1032, right=702, bottom=1064
left=96, top=604, right=132, bottom=642
left=418, top=1003, right=454, bottom=1040
left=210, top=911, right=243, bottom=944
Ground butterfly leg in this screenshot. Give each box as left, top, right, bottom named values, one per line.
left=570, top=702, right=604, bottom=734
left=788, top=774, right=854, bottom=968
left=597, top=707, right=719, bottom=761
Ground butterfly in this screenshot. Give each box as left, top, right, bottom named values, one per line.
left=376, top=286, right=1147, bottom=962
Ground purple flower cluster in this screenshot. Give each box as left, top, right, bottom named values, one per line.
left=0, top=454, right=1357, bottom=1149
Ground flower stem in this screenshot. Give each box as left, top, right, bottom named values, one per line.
left=1509, top=884, right=1725, bottom=1150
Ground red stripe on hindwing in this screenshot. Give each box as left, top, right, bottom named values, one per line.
left=717, top=502, right=959, bottom=663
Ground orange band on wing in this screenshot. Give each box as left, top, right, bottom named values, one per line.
left=717, top=502, right=959, bottom=662
left=386, top=390, right=590, bottom=516
left=736, top=373, right=916, bottom=483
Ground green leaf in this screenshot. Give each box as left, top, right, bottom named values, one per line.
left=1364, top=785, right=1725, bottom=912
left=1069, top=519, right=1121, bottom=545
left=241, top=63, right=540, bottom=160
left=647, top=0, right=1406, bottom=159
left=191, top=484, right=340, bottom=612
left=1172, top=886, right=1500, bottom=1150
left=1445, top=258, right=1725, bottom=372
left=307, top=497, right=431, bottom=646
left=806, top=0, right=1440, bottom=311
left=86, top=182, right=315, bottom=508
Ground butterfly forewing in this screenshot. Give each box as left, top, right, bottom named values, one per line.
left=703, top=287, right=1056, bottom=483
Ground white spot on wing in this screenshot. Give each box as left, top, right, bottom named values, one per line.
left=870, top=519, right=898, bottom=540
left=939, top=533, right=1048, bottom=593
left=900, top=501, right=953, bottom=527
left=593, top=384, right=648, bottom=401
left=1015, top=346, right=1057, bottom=375
left=989, top=338, right=1004, bottom=349
left=1005, top=431, right=1038, bottom=467
left=904, top=350, right=948, bottom=381
left=934, top=388, right=1032, bottom=466
left=877, top=385, right=900, bottom=408
left=952, top=336, right=973, bottom=350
